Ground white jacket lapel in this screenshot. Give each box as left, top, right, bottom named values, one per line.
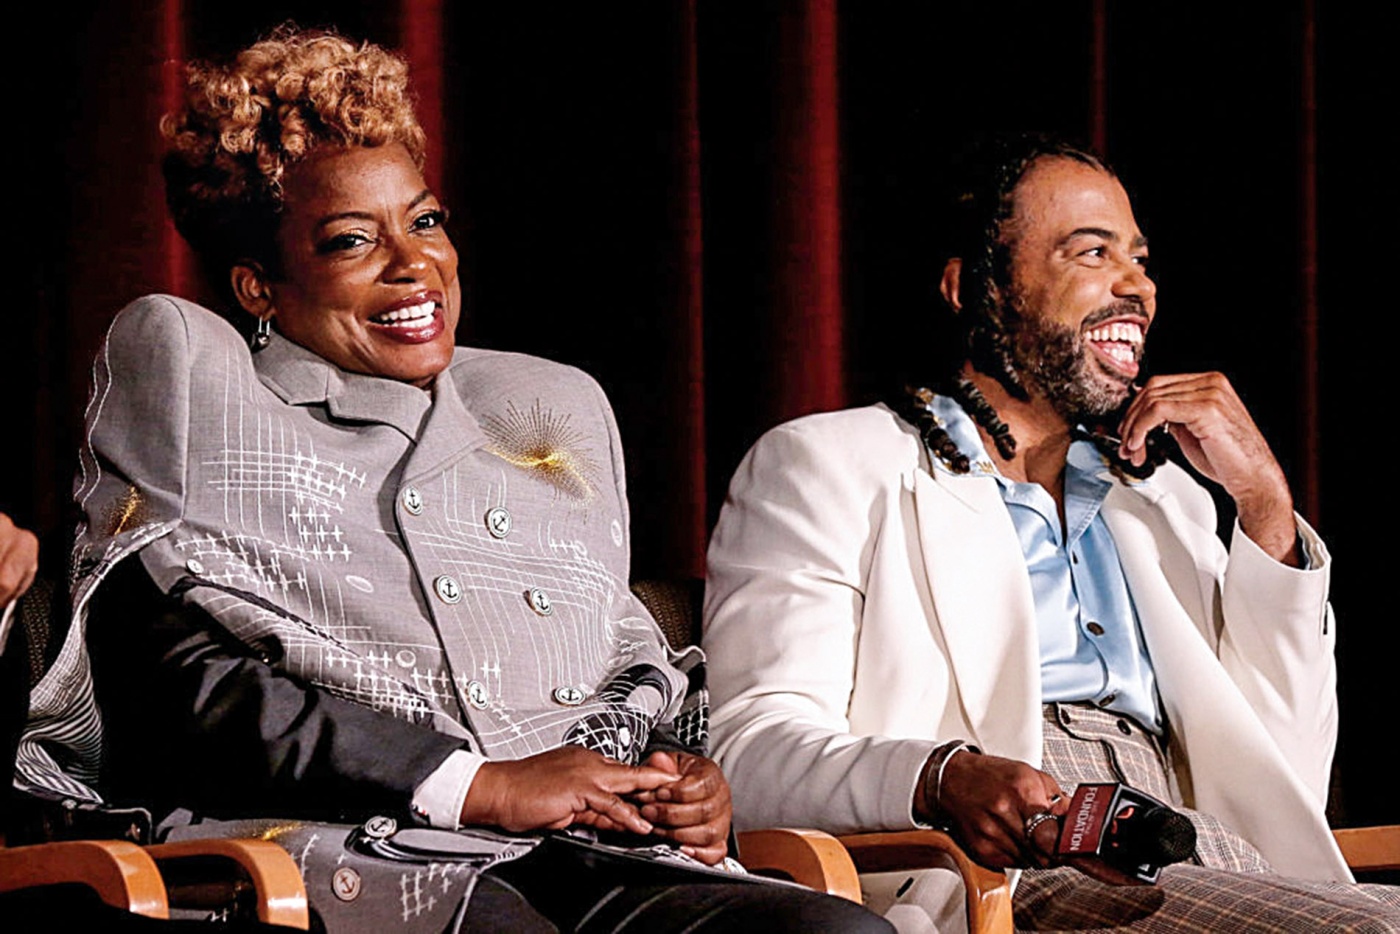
left=913, top=468, right=1042, bottom=763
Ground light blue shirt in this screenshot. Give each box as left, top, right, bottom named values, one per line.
left=924, top=395, right=1163, bottom=732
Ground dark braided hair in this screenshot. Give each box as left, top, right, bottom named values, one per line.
left=898, top=133, right=1169, bottom=480
left=898, top=382, right=1169, bottom=481
left=894, top=381, right=1016, bottom=474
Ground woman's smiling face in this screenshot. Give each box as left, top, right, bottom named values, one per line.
left=245, top=142, right=461, bottom=387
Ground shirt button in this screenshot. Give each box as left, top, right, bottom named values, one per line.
left=434, top=575, right=463, bottom=604
left=526, top=587, right=554, bottom=616
left=402, top=486, right=424, bottom=516
left=395, top=649, right=417, bottom=669
left=185, top=558, right=205, bottom=575
left=1059, top=707, right=1073, bottom=724
left=553, top=686, right=586, bottom=706
left=1072, top=552, right=1080, bottom=565
left=485, top=506, right=512, bottom=539
left=1086, top=621, right=1105, bottom=636
left=1099, top=693, right=1118, bottom=708
left=1117, top=719, right=1133, bottom=736
left=466, top=680, right=489, bottom=709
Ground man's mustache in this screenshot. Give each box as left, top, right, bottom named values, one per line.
left=1080, top=299, right=1150, bottom=332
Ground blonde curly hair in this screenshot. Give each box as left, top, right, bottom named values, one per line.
left=162, top=25, right=426, bottom=292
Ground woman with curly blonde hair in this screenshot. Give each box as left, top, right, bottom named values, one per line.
left=17, top=25, right=888, bottom=934
left=161, top=28, right=427, bottom=315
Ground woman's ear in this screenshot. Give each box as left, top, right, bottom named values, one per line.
left=939, top=258, right=963, bottom=312
left=230, top=262, right=274, bottom=320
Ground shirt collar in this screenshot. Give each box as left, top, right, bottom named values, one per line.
left=922, top=393, right=1129, bottom=546
left=924, top=393, right=1000, bottom=478
left=921, top=392, right=1135, bottom=489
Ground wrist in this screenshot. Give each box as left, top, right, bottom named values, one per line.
left=459, top=760, right=502, bottom=826
left=915, top=741, right=978, bottom=825
left=1234, top=483, right=1301, bottom=566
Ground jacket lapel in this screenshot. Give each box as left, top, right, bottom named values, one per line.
left=1102, top=481, right=1220, bottom=649
left=254, top=333, right=432, bottom=440
left=1102, top=483, right=1219, bottom=763
left=400, top=364, right=489, bottom=484
left=913, top=468, right=1042, bottom=762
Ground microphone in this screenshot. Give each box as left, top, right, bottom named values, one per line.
left=1053, top=782, right=1197, bottom=885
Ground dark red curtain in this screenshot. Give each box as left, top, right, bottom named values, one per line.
left=9, top=1, right=1392, bottom=828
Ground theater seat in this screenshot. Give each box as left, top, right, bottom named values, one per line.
left=1, top=579, right=310, bottom=929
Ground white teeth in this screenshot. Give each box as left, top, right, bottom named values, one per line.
left=1086, top=321, right=1142, bottom=345
left=373, top=301, right=435, bottom=324
left=1085, top=321, right=1143, bottom=369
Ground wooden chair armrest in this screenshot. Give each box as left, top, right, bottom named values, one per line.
left=0, top=839, right=170, bottom=918
left=1333, top=825, right=1400, bottom=873
left=736, top=828, right=863, bottom=902
left=146, top=838, right=309, bottom=929
left=838, top=829, right=1013, bottom=934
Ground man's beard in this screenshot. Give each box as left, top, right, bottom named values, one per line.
left=1003, top=299, right=1144, bottom=427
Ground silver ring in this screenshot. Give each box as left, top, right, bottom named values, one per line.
left=1024, top=810, right=1057, bottom=840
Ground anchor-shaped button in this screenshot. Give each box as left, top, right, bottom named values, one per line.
left=485, top=506, right=511, bottom=539
left=553, top=686, right=586, bottom=706
left=526, top=587, right=553, bottom=616
left=434, top=575, right=463, bottom=604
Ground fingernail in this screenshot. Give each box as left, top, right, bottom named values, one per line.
left=638, top=820, right=654, bottom=834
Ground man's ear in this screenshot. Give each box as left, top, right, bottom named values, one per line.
left=939, top=258, right=964, bottom=311
left=230, top=262, right=275, bottom=320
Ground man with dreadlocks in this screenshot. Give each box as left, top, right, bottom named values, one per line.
left=702, top=135, right=1400, bottom=930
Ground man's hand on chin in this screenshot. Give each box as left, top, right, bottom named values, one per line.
left=1117, top=372, right=1301, bottom=566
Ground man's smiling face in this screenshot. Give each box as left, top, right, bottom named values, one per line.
left=998, top=156, right=1156, bottom=422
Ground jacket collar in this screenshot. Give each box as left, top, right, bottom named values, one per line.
left=253, top=332, right=434, bottom=440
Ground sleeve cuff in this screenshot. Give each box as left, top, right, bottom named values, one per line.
left=912, top=740, right=979, bottom=828
left=1225, top=513, right=1332, bottom=642
left=411, top=749, right=487, bottom=829
left=1233, top=514, right=1329, bottom=575
left=1298, top=523, right=1326, bottom=571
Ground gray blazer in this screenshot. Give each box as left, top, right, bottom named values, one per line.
left=18, top=295, right=705, bottom=821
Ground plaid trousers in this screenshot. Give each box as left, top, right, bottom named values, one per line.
left=1014, top=703, right=1400, bottom=932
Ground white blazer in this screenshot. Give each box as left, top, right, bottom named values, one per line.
left=703, top=404, right=1349, bottom=882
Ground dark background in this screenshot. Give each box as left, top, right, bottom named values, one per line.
left=9, top=2, right=1393, bottom=828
